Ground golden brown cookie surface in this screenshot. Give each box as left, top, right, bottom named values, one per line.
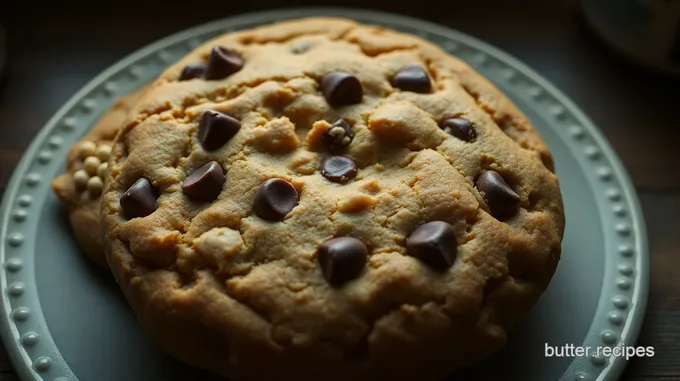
left=52, top=87, right=148, bottom=266
left=102, top=18, right=564, bottom=381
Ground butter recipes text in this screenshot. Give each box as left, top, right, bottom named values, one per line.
left=545, top=343, right=655, bottom=360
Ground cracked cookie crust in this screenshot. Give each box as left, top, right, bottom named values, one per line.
left=101, top=17, right=564, bottom=381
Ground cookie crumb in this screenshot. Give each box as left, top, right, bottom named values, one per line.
left=360, top=179, right=381, bottom=194
left=337, top=193, right=376, bottom=213
left=73, top=170, right=89, bottom=190
left=97, top=162, right=108, bottom=179
left=96, top=144, right=112, bottom=161
left=87, top=176, right=104, bottom=195
left=83, top=156, right=101, bottom=175
left=306, top=120, right=332, bottom=151
left=78, top=141, right=97, bottom=159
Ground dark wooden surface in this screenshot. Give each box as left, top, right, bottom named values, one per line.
left=0, top=1, right=678, bottom=380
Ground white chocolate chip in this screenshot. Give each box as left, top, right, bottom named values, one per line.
left=73, top=170, right=90, bottom=190
left=329, top=126, right=350, bottom=147
left=97, top=162, right=108, bottom=179
left=87, top=176, right=104, bottom=195
left=83, top=156, right=101, bottom=175
left=329, top=126, right=346, bottom=138
left=95, top=144, right=112, bottom=161
left=78, top=141, right=97, bottom=159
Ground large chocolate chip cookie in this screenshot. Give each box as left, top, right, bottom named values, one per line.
left=101, top=18, right=564, bottom=381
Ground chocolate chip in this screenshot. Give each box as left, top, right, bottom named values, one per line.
left=323, top=119, right=354, bottom=152
left=320, top=72, right=363, bottom=106
left=321, top=156, right=357, bottom=183
left=204, top=46, right=243, bottom=80
left=182, top=161, right=225, bottom=202
left=476, top=170, right=520, bottom=219
left=391, top=65, right=432, bottom=93
left=120, top=178, right=158, bottom=219
left=179, top=63, right=205, bottom=81
left=406, top=221, right=457, bottom=270
left=440, top=117, right=476, bottom=142
left=318, top=237, right=368, bottom=286
left=199, top=110, right=241, bottom=151
left=253, top=178, right=299, bottom=221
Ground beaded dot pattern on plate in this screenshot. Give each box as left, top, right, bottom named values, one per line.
left=33, top=356, right=52, bottom=372
left=5, top=258, right=22, bottom=272
left=12, top=209, right=27, bottom=222
left=21, top=332, right=39, bottom=346
left=590, top=354, right=607, bottom=367
left=0, top=10, right=646, bottom=381
left=48, top=136, right=63, bottom=148
left=37, top=151, right=52, bottom=164
left=7, top=282, right=24, bottom=297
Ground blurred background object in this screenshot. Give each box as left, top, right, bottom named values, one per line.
left=0, top=23, right=6, bottom=81
left=583, top=0, right=680, bottom=76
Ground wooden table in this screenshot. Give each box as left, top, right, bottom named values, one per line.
left=0, top=1, right=678, bottom=380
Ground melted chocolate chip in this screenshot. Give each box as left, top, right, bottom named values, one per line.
left=321, top=156, right=357, bottom=183
left=253, top=178, right=299, bottom=221
left=204, top=46, right=243, bottom=80
left=406, top=221, right=457, bottom=270
left=391, top=65, right=432, bottom=93
left=323, top=119, right=354, bottom=152
left=179, top=63, right=206, bottom=81
left=198, top=110, right=241, bottom=151
left=182, top=161, right=225, bottom=202
left=318, top=237, right=368, bottom=286
left=476, top=170, right=520, bottom=219
left=440, top=117, right=476, bottom=142
left=120, top=178, right=158, bottom=219
left=320, top=72, right=363, bottom=106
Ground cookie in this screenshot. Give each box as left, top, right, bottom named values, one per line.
left=52, top=86, right=148, bottom=266
left=102, top=18, right=564, bottom=381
